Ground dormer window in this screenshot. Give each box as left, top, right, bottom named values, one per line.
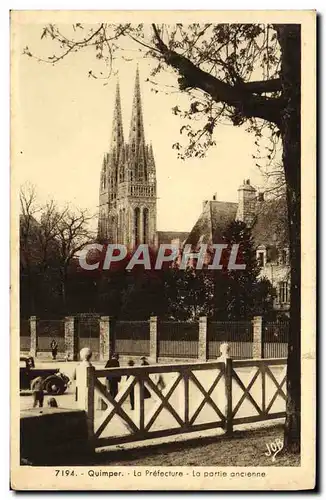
left=256, top=245, right=267, bottom=268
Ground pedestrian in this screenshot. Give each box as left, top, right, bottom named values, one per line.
left=27, top=356, right=35, bottom=368
left=140, top=357, right=151, bottom=399
left=47, top=397, right=58, bottom=408
left=141, top=357, right=165, bottom=392
left=155, top=372, right=166, bottom=392
left=140, top=356, right=149, bottom=366
left=126, top=359, right=135, bottom=410
left=50, top=339, right=58, bottom=360
left=105, top=352, right=121, bottom=399
left=31, top=376, right=44, bottom=408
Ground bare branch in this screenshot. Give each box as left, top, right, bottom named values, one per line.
left=151, top=24, right=283, bottom=127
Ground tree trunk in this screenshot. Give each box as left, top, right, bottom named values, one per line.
left=60, top=266, right=68, bottom=312
left=278, top=24, right=301, bottom=453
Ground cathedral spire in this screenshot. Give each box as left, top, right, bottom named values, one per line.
left=129, top=67, right=146, bottom=150
left=110, top=80, right=124, bottom=161
left=128, top=67, right=147, bottom=181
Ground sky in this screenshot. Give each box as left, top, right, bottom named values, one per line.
left=13, top=21, right=274, bottom=232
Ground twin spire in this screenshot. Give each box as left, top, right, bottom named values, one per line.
left=111, top=67, right=145, bottom=155
left=100, top=67, right=155, bottom=189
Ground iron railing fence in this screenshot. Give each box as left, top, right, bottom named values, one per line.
left=264, top=321, right=289, bottom=358
left=158, top=321, right=198, bottom=358
left=36, top=319, right=65, bottom=352
left=19, top=317, right=289, bottom=360
left=208, top=321, right=253, bottom=359
left=75, top=315, right=101, bottom=359
left=20, top=319, right=30, bottom=351
left=114, top=321, right=150, bottom=356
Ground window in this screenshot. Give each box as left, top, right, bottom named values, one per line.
left=281, top=249, right=288, bottom=265
left=279, top=282, right=289, bottom=303
left=143, top=207, right=149, bottom=244
left=257, top=251, right=265, bottom=267
left=119, top=166, right=124, bottom=183
left=134, top=207, right=140, bottom=246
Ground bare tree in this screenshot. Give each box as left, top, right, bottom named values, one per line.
left=55, top=207, right=95, bottom=304
left=37, top=200, right=64, bottom=271
left=19, top=184, right=41, bottom=313
left=20, top=184, right=39, bottom=261
left=20, top=187, right=95, bottom=311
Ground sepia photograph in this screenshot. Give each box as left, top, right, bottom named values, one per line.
left=10, top=10, right=316, bottom=490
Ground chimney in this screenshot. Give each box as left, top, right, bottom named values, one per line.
left=257, top=192, right=264, bottom=202
left=236, top=179, right=257, bottom=226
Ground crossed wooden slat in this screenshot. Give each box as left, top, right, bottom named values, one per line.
left=93, top=363, right=287, bottom=441
left=232, top=368, right=262, bottom=418
left=94, top=377, right=138, bottom=438
left=189, top=370, right=225, bottom=425
left=144, top=373, right=184, bottom=431
left=265, top=366, right=287, bottom=414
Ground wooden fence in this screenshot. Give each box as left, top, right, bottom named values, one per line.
left=77, top=357, right=287, bottom=449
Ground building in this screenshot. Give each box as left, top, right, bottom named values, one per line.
left=97, top=73, right=289, bottom=315
left=185, top=180, right=290, bottom=315
left=98, top=68, right=157, bottom=247
left=98, top=69, right=188, bottom=248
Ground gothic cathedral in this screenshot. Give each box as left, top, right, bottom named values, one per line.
left=98, top=68, right=157, bottom=248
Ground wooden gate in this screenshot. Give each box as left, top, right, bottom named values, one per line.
left=79, top=358, right=287, bottom=449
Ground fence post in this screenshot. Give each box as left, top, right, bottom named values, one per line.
left=76, top=362, right=95, bottom=448
left=85, top=365, right=95, bottom=447
left=64, top=316, right=75, bottom=361
left=134, top=373, right=145, bottom=433
left=252, top=316, right=263, bottom=359
left=224, top=357, right=233, bottom=434
left=29, top=316, right=37, bottom=358
left=198, top=316, right=208, bottom=361
left=149, top=316, right=158, bottom=362
left=99, top=316, right=111, bottom=361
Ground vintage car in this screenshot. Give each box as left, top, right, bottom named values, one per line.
left=20, top=356, right=70, bottom=395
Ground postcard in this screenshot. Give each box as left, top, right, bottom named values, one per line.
left=11, top=10, right=316, bottom=490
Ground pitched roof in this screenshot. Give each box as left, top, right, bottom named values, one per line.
left=179, top=193, right=288, bottom=251
left=251, top=197, right=289, bottom=248
left=185, top=200, right=238, bottom=247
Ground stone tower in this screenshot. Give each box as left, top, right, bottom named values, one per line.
left=98, top=69, right=157, bottom=247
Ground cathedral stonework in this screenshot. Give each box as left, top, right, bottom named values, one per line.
left=98, top=68, right=157, bottom=248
